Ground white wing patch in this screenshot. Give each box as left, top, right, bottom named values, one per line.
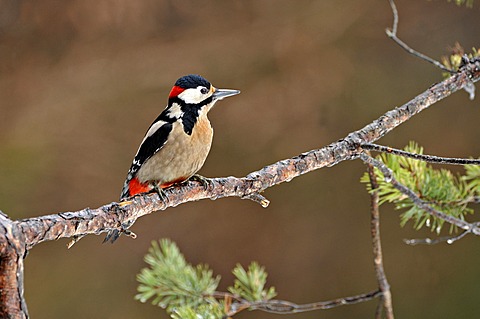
left=140, top=120, right=167, bottom=145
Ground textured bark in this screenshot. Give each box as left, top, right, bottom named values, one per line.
left=0, top=58, right=478, bottom=317
left=0, top=213, right=28, bottom=319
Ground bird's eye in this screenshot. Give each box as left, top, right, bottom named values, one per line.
left=200, top=87, right=208, bottom=94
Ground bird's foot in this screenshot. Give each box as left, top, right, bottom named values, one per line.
left=151, top=183, right=169, bottom=204
left=190, top=174, right=213, bottom=190
left=103, top=227, right=137, bottom=244
left=103, top=204, right=137, bottom=244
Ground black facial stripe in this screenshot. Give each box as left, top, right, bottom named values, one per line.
left=168, top=96, right=213, bottom=135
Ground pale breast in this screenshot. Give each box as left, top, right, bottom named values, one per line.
left=136, top=114, right=213, bottom=184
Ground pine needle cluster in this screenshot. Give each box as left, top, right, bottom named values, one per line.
left=361, top=142, right=479, bottom=233
left=136, top=239, right=276, bottom=319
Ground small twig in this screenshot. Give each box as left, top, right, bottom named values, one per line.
left=210, top=290, right=382, bottom=316
left=361, top=143, right=480, bottom=165
left=388, top=0, right=398, bottom=35
left=242, top=193, right=270, bottom=208
left=463, top=80, right=476, bottom=100
left=403, top=232, right=467, bottom=246
left=404, top=222, right=480, bottom=245
left=386, top=0, right=455, bottom=74
left=359, top=153, right=480, bottom=236
left=366, top=158, right=394, bottom=319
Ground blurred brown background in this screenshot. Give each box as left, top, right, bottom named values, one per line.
left=1, top=0, right=479, bottom=318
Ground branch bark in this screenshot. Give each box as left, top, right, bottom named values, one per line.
left=0, top=213, right=28, bottom=319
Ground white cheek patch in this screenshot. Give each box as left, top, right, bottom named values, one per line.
left=177, top=87, right=213, bottom=104
left=167, top=103, right=183, bottom=119
left=178, top=89, right=202, bottom=104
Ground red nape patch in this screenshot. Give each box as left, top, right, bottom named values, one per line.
left=128, top=178, right=152, bottom=197
left=169, top=85, right=186, bottom=98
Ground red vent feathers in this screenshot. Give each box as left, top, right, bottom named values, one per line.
left=128, top=178, right=152, bottom=197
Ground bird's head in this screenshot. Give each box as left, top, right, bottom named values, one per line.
left=168, top=74, right=240, bottom=110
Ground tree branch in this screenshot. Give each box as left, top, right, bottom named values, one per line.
left=13, top=57, right=480, bottom=250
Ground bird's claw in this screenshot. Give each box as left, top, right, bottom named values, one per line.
left=103, top=204, right=136, bottom=244
left=151, top=183, right=169, bottom=204
left=103, top=226, right=137, bottom=244
left=190, top=174, right=213, bottom=190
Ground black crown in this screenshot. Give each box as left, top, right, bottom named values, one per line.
left=175, top=74, right=211, bottom=89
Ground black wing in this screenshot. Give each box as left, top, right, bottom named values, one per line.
left=120, top=121, right=173, bottom=200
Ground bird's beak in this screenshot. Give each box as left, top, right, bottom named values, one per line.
left=212, top=88, right=240, bottom=100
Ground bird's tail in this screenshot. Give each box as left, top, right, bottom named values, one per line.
left=120, top=178, right=131, bottom=200
left=103, top=173, right=134, bottom=244
left=120, top=175, right=152, bottom=200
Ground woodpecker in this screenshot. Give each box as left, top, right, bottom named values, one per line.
left=120, top=74, right=240, bottom=201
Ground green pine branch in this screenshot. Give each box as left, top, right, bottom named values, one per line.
left=136, top=239, right=276, bottom=319
left=229, top=262, right=277, bottom=302
left=136, top=239, right=221, bottom=314
left=361, top=142, right=479, bottom=233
